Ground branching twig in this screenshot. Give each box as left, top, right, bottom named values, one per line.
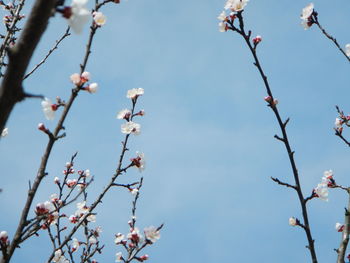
left=227, top=11, right=318, bottom=263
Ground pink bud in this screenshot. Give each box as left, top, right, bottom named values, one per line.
left=253, top=35, right=262, bottom=45
left=81, top=71, right=91, bottom=83
left=38, top=123, right=47, bottom=132
left=264, top=96, right=272, bottom=103
left=54, top=177, right=60, bottom=184
left=140, top=255, right=149, bottom=261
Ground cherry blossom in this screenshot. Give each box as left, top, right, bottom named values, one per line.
left=115, top=252, right=123, bottom=262
left=41, top=98, right=58, bottom=120
left=346, top=44, right=350, bottom=57
left=66, top=0, right=90, bottom=34
left=89, top=236, right=97, bottom=244
left=0, top=231, right=8, bottom=243
left=114, top=233, right=125, bottom=244
left=66, top=179, right=78, bottom=188
left=224, top=0, right=249, bottom=12
left=300, top=3, right=314, bottom=30
left=144, top=226, right=160, bottom=243
left=218, top=22, right=227, bottom=32
left=217, top=11, right=227, bottom=21
left=53, top=249, right=69, bottom=263
left=71, top=238, right=80, bottom=252
left=93, top=11, right=107, bottom=26
left=127, top=87, right=144, bottom=100
left=121, top=121, right=141, bottom=135
left=117, top=109, right=132, bottom=120
left=131, top=151, right=145, bottom=172
left=289, top=217, right=297, bottom=226
left=335, top=222, right=345, bottom=232
left=1, top=127, right=8, bottom=137
left=86, top=82, right=99, bottom=93
left=314, top=182, right=329, bottom=201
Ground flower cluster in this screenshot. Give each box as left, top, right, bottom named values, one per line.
left=118, top=89, right=144, bottom=134
left=217, top=0, right=250, bottom=33
left=70, top=71, right=99, bottom=93
left=334, top=111, right=350, bottom=135
left=312, top=170, right=333, bottom=201
left=114, top=224, right=161, bottom=262
left=300, top=3, right=316, bottom=30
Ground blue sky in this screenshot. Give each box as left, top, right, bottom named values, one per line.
left=1, top=0, right=350, bottom=262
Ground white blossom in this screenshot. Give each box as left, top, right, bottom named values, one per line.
left=89, top=236, right=97, bottom=244
left=300, top=3, right=314, bottom=30
left=130, top=188, right=138, bottom=196
left=121, top=121, right=141, bottom=135
left=1, top=127, right=8, bottom=137
left=68, top=0, right=90, bottom=34
left=131, top=151, right=145, bottom=172
left=87, top=83, right=98, bottom=93
left=224, top=0, right=248, bottom=12
left=219, top=22, right=226, bottom=32
left=127, top=88, right=144, bottom=99
left=144, top=226, right=160, bottom=243
left=117, top=109, right=132, bottom=120
left=300, top=3, right=314, bottom=21
left=335, top=118, right=342, bottom=128
left=345, top=44, right=350, bottom=57
left=217, top=11, right=226, bottom=21
left=289, top=217, right=297, bottom=226
left=70, top=73, right=81, bottom=85
left=335, top=222, right=345, bottom=232
left=41, top=98, right=56, bottom=120
left=53, top=249, right=69, bottom=263
left=115, top=252, right=123, bottom=262
left=114, top=233, right=125, bottom=244
left=93, top=11, right=106, bottom=26
left=314, top=182, right=329, bottom=201
left=72, top=238, right=80, bottom=251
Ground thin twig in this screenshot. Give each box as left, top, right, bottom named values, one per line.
left=228, top=11, right=318, bottom=263
left=23, top=27, right=71, bottom=80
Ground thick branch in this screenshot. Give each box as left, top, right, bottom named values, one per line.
left=0, top=0, right=56, bottom=136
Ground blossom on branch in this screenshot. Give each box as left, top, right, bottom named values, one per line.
left=314, top=182, right=329, bottom=201
left=131, top=151, right=145, bottom=172
left=121, top=121, right=141, bottom=135
left=117, top=109, right=132, bottom=120
left=115, top=252, right=123, bottom=262
left=53, top=249, right=69, bottom=263
left=300, top=3, right=315, bottom=30
left=1, top=127, right=8, bottom=137
left=93, top=11, right=107, bottom=26
left=127, top=88, right=144, bottom=100
left=335, top=222, right=345, bottom=232
left=224, top=0, right=249, bottom=12
left=144, top=226, right=160, bottom=243
left=41, top=98, right=58, bottom=120
left=345, top=44, right=350, bottom=57
left=289, top=217, right=298, bottom=227
left=64, top=0, right=90, bottom=34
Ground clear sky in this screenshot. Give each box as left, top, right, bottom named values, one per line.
left=1, top=0, right=350, bottom=262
